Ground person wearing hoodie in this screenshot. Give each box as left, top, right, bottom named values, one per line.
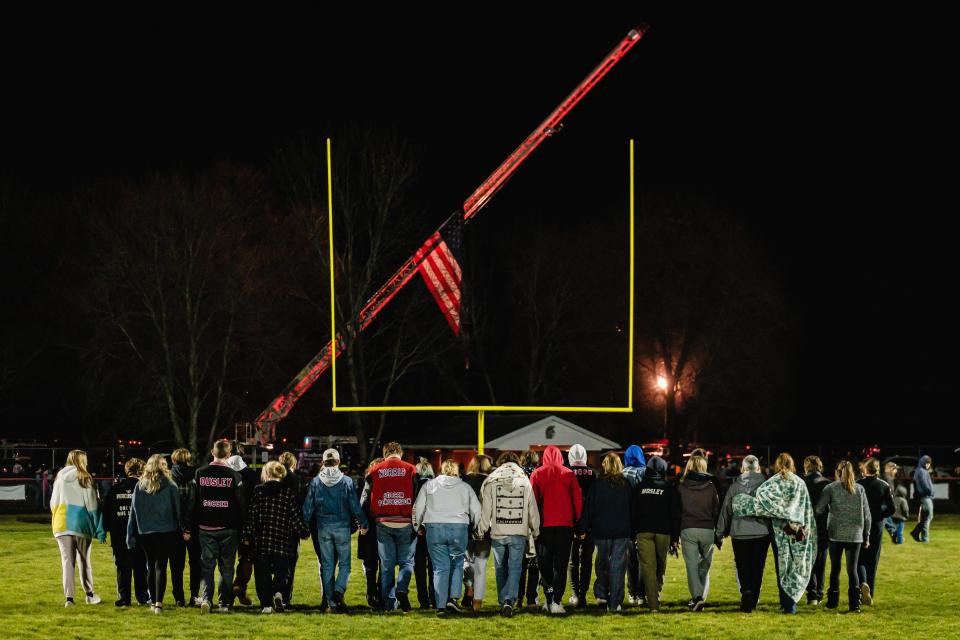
left=413, top=459, right=481, bottom=617
left=815, top=460, right=871, bottom=612
left=461, top=454, right=492, bottom=612
left=621, top=444, right=647, bottom=605
left=631, top=455, right=679, bottom=613
left=169, top=448, right=201, bottom=607
left=716, top=454, right=769, bottom=613
left=243, top=461, right=311, bottom=614
left=227, top=446, right=260, bottom=607
left=127, top=454, right=182, bottom=614
left=103, top=457, right=150, bottom=607
left=566, top=444, right=595, bottom=608
left=856, top=457, right=895, bottom=605
left=890, top=485, right=909, bottom=544
left=882, top=462, right=900, bottom=540
left=302, top=448, right=368, bottom=613
left=278, top=451, right=304, bottom=606
left=677, top=455, right=719, bottom=611
left=802, top=455, right=831, bottom=606
left=184, top=439, right=246, bottom=614
left=576, top=452, right=632, bottom=613
left=412, top=457, right=436, bottom=609
left=910, top=455, right=934, bottom=542
left=530, top=445, right=583, bottom=614
left=477, top=451, right=540, bottom=618
left=50, top=449, right=106, bottom=608
left=517, top=450, right=541, bottom=610
left=368, top=442, right=419, bottom=612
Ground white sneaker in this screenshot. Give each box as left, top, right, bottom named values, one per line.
left=218, top=605, right=231, bottom=613
left=261, top=607, right=273, bottom=614
left=85, top=593, right=101, bottom=605
left=64, top=600, right=75, bottom=608
left=273, top=592, right=284, bottom=611
left=152, top=605, right=162, bottom=615
left=541, top=601, right=551, bottom=613
left=596, top=598, right=608, bottom=607
left=549, top=602, right=566, bottom=615
left=568, top=594, right=579, bottom=606
left=199, top=600, right=211, bottom=614
left=610, top=604, right=622, bottom=612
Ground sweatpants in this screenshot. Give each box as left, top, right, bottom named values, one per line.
left=731, top=535, right=768, bottom=610
left=635, top=532, right=670, bottom=610
left=568, top=536, right=594, bottom=602
left=140, top=531, right=177, bottom=606
left=537, top=526, right=573, bottom=606
left=56, top=535, right=94, bottom=599
left=592, top=538, right=630, bottom=610
left=680, top=527, right=715, bottom=601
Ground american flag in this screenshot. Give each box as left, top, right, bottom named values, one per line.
left=414, top=210, right=463, bottom=335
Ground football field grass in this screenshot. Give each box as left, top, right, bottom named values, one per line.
left=1, top=514, right=956, bottom=639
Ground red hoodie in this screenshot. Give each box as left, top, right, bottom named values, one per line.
left=530, top=445, right=583, bottom=528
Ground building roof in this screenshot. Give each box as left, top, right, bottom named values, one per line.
left=387, top=414, right=619, bottom=451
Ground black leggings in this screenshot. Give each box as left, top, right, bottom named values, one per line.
left=140, top=531, right=178, bottom=606
left=828, top=541, right=860, bottom=595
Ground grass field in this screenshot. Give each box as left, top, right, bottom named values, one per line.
left=2, top=514, right=957, bottom=639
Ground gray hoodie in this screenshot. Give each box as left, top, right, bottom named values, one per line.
left=716, top=471, right=768, bottom=539
left=815, top=481, right=871, bottom=543
left=412, top=474, right=480, bottom=528
left=477, top=462, right=541, bottom=539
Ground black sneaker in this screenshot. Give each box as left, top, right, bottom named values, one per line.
left=436, top=608, right=449, bottom=618
left=446, top=598, right=462, bottom=613
left=693, top=597, right=706, bottom=612
left=396, top=592, right=411, bottom=612
left=461, top=595, right=473, bottom=610
left=501, top=600, right=514, bottom=618
left=332, top=591, right=347, bottom=614
left=910, top=527, right=922, bottom=542
left=114, top=599, right=130, bottom=607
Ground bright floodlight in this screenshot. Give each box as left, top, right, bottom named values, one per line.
left=657, top=376, right=667, bottom=391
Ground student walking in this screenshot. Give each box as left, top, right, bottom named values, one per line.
left=576, top=452, right=632, bottom=613
left=631, top=455, right=679, bottom=613
left=462, top=455, right=492, bottom=611
left=244, top=461, right=310, bottom=614
left=816, top=461, right=871, bottom=612
left=517, top=450, right=541, bottom=610
left=413, top=459, right=481, bottom=617
left=359, top=458, right=384, bottom=608
left=170, top=448, right=201, bottom=607
left=566, top=444, right=596, bottom=608
left=802, top=455, right=831, bottom=605
left=677, top=455, right=719, bottom=611
left=103, top=458, right=150, bottom=606
left=50, top=450, right=106, bottom=607
left=857, top=457, right=895, bottom=605
left=890, top=485, right=909, bottom=544
left=302, top=449, right=367, bottom=613
left=531, top=445, right=583, bottom=614
left=621, top=444, right=647, bottom=605
left=477, top=452, right=540, bottom=618
left=716, top=455, right=769, bottom=612
left=910, top=455, right=935, bottom=542
left=127, top=454, right=182, bottom=614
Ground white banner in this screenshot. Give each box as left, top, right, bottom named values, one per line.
left=0, top=485, right=26, bottom=501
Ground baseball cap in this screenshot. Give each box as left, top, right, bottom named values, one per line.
left=322, top=448, right=340, bottom=463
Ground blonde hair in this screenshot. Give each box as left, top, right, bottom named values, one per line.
left=683, top=455, right=708, bottom=480
left=124, top=457, right=145, bottom=478
left=863, top=457, right=880, bottom=476
left=261, top=460, right=287, bottom=483
left=65, top=450, right=93, bottom=489
left=803, top=455, right=823, bottom=474
left=171, top=448, right=192, bottom=465
left=601, top=452, right=627, bottom=487
left=467, top=455, right=493, bottom=475
left=279, top=452, right=297, bottom=470
left=139, top=454, right=173, bottom=494
left=440, top=459, right=460, bottom=477
left=774, top=453, right=795, bottom=480
left=836, top=461, right=856, bottom=493
left=366, top=457, right=384, bottom=476
left=382, top=441, right=404, bottom=457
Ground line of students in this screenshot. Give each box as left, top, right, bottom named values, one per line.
left=49, top=443, right=932, bottom=615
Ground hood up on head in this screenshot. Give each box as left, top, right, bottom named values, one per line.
left=624, top=445, right=646, bottom=468
left=542, top=445, right=564, bottom=467
left=646, top=455, right=667, bottom=478
left=568, top=444, right=588, bottom=466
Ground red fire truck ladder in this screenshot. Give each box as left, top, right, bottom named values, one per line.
left=250, top=25, right=648, bottom=444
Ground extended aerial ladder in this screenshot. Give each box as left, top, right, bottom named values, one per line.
left=249, top=25, right=648, bottom=445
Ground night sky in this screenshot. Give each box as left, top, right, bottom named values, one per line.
left=1, top=8, right=953, bottom=446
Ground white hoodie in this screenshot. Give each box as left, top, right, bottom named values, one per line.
left=412, top=475, right=481, bottom=528
left=477, top=463, right=540, bottom=539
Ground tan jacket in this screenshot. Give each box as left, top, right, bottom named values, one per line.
left=477, top=463, right=540, bottom=539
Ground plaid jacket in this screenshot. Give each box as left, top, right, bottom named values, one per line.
left=241, top=480, right=309, bottom=559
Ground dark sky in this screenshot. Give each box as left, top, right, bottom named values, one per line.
left=2, top=8, right=953, bottom=444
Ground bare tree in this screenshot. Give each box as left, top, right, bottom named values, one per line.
left=80, top=164, right=271, bottom=456
left=275, top=129, right=448, bottom=460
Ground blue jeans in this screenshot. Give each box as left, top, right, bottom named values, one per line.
left=594, top=538, right=631, bottom=610
left=917, top=497, right=933, bottom=541
left=377, top=524, right=416, bottom=609
left=491, top=535, right=526, bottom=605
left=425, top=523, right=468, bottom=607
left=317, top=525, right=352, bottom=607
left=770, top=538, right=797, bottom=613
left=892, top=520, right=904, bottom=544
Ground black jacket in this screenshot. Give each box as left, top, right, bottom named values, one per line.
left=571, top=465, right=596, bottom=508
left=185, top=462, right=246, bottom=531
left=631, top=472, right=680, bottom=542
left=171, top=464, right=195, bottom=527
left=577, top=474, right=632, bottom=539
left=103, top=477, right=138, bottom=544
left=804, top=472, right=831, bottom=542
left=858, top=476, right=895, bottom=531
